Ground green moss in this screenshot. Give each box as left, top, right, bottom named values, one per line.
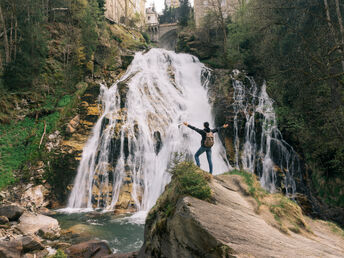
left=225, top=170, right=267, bottom=206
left=327, top=221, right=344, bottom=238
left=0, top=110, right=60, bottom=189
left=169, top=161, right=212, bottom=201
left=57, top=95, right=72, bottom=107
left=0, top=82, right=86, bottom=190
left=57, top=82, right=88, bottom=129
left=49, top=249, right=67, bottom=258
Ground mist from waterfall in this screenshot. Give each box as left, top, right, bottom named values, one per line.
left=66, top=49, right=230, bottom=212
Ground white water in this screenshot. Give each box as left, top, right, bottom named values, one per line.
left=66, top=49, right=230, bottom=213
left=230, top=71, right=298, bottom=196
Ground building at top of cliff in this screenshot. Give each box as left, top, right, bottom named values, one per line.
left=146, top=7, right=159, bottom=25
left=165, top=0, right=180, bottom=9
left=194, top=0, right=240, bottom=28
left=105, top=0, right=146, bottom=27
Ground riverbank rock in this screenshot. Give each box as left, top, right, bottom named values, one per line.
left=0, top=205, right=25, bottom=221
left=21, top=185, right=50, bottom=211
left=19, top=235, right=45, bottom=253
left=0, top=239, right=22, bottom=258
left=139, top=173, right=344, bottom=257
left=17, top=212, right=60, bottom=240
left=103, top=251, right=138, bottom=258
left=0, top=216, right=9, bottom=225
left=65, top=240, right=112, bottom=258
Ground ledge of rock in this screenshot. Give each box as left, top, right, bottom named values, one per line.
left=139, top=174, right=344, bottom=257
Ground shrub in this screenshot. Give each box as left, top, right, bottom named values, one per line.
left=169, top=161, right=212, bottom=201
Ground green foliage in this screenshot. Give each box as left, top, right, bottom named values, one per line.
left=159, top=6, right=179, bottom=24
left=222, top=0, right=344, bottom=208
left=3, top=0, right=48, bottom=89
left=57, top=95, right=72, bottom=107
left=169, top=160, right=212, bottom=201
left=141, top=32, right=150, bottom=44
left=0, top=111, right=59, bottom=189
left=178, top=0, right=191, bottom=27
left=50, top=249, right=67, bottom=258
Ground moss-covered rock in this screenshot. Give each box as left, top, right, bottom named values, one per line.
left=140, top=167, right=344, bottom=257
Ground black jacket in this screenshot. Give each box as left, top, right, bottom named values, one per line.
left=188, top=124, right=221, bottom=147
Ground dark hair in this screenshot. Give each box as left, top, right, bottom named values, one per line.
left=203, top=122, right=209, bottom=128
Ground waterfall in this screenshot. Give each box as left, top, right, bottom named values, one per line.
left=230, top=71, right=298, bottom=196
left=66, top=49, right=230, bottom=212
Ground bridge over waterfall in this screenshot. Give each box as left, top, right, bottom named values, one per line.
left=145, top=23, right=179, bottom=50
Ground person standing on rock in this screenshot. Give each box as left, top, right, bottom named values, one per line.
left=183, top=122, right=228, bottom=174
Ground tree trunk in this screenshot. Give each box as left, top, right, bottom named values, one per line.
left=323, top=0, right=344, bottom=71
left=9, top=15, right=13, bottom=60
left=334, top=0, right=344, bottom=71
left=0, top=5, right=11, bottom=63
left=14, top=18, right=17, bottom=60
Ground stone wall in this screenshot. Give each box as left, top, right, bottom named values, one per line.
left=105, top=0, right=146, bottom=27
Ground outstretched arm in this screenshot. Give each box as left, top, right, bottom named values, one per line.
left=212, top=124, right=229, bottom=133
left=183, top=122, right=203, bottom=135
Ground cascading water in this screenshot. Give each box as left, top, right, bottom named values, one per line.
left=230, top=71, right=298, bottom=196
left=66, top=49, right=230, bottom=212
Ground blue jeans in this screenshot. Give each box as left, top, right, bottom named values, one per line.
left=194, top=146, right=213, bottom=174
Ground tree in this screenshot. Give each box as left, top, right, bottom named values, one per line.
left=179, top=0, right=191, bottom=26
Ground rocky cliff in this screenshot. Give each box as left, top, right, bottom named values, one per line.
left=139, top=164, right=344, bottom=257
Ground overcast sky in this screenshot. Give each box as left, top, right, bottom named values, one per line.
left=145, top=0, right=194, bottom=14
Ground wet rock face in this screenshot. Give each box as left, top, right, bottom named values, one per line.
left=47, top=83, right=102, bottom=207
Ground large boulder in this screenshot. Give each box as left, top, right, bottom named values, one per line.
left=19, top=235, right=44, bottom=253
left=0, top=215, right=9, bottom=225
left=65, top=240, right=112, bottom=258
left=21, top=185, right=49, bottom=210
left=0, top=205, right=25, bottom=221
left=139, top=174, right=344, bottom=257
left=17, top=212, right=60, bottom=240
left=103, top=252, right=138, bottom=258
left=0, top=239, right=22, bottom=258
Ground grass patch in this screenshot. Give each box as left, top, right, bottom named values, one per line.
left=0, top=112, right=60, bottom=189
left=224, top=170, right=309, bottom=235
left=169, top=161, right=212, bottom=201
left=225, top=170, right=267, bottom=206
left=49, top=249, right=67, bottom=258
left=327, top=221, right=344, bottom=238
left=57, top=95, right=72, bottom=107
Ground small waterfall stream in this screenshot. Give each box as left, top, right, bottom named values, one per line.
left=230, top=71, right=299, bottom=196
left=66, top=49, right=229, bottom=212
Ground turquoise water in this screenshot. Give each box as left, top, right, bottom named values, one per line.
left=53, top=212, right=145, bottom=253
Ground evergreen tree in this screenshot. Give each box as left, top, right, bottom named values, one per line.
left=179, top=0, right=190, bottom=26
